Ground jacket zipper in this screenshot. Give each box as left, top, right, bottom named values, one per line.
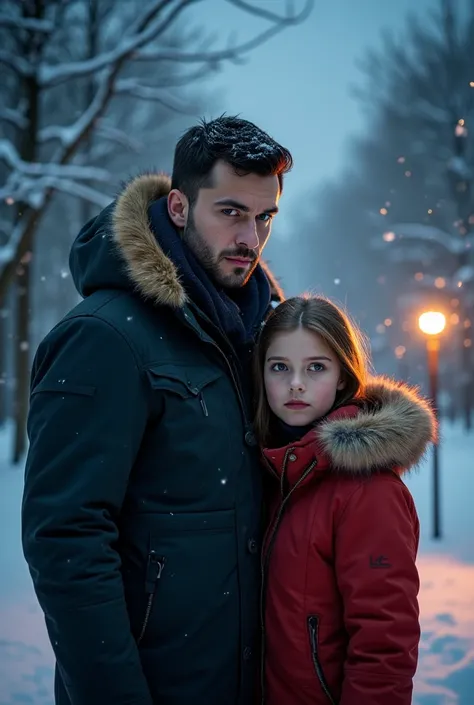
left=137, top=551, right=165, bottom=646
left=308, top=616, right=337, bottom=705
left=184, top=314, right=250, bottom=430
left=259, top=454, right=317, bottom=704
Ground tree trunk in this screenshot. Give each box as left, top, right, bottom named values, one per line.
left=80, top=0, right=99, bottom=227
left=0, top=307, right=7, bottom=425
left=13, top=244, right=33, bottom=462
left=12, top=0, right=44, bottom=463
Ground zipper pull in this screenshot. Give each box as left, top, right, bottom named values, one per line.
left=186, top=382, right=209, bottom=417
left=145, top=551, right=165, bottom=594
left=308, top=616, right=317, bottom=650
left=199, top=391, right=208, bottom=416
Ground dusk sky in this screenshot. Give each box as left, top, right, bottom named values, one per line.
left=190, top=0, right=447, bottom=232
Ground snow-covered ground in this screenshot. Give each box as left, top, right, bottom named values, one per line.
left=0, top=421, right=472, bottom=704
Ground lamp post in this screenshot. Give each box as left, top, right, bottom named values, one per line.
left=418, top=311, right=447, bottom=539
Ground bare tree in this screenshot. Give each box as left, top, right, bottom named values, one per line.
left=298, top=0, right=473, bottom=425
left=0, top=0, right=314, bottom=462
left=356, top=0, right=474, bottom=428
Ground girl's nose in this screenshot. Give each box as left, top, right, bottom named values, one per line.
left=289, top=380, right=305, bottom=392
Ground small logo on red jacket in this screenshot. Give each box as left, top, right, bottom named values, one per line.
left=370, top=554, right=392, bottom=569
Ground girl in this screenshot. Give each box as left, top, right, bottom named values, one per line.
left=254, top=295, right=437, bottom=705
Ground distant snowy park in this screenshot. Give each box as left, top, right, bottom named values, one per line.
left=0, top=421, right=472, bottom=704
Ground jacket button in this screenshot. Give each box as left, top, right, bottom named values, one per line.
left=247, top=538, right=258, bottom=554
left=243, top=646, right=252, bottom=660
left=288, top=453, right=297, bottom=461
left=244, top=430, right=257, bottom=447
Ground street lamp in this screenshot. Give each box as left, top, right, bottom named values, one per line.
left=418, top=311, right=446, bottom=539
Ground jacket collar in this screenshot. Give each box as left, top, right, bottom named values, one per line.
left=263, top=376, right=437, bottom=491
left=112, top=173, right=284, bottom=308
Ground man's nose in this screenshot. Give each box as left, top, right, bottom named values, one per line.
left=236, top=220, right=259, bottom=251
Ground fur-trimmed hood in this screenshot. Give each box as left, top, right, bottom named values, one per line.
left=263, top=376, right=437, bottom=480
left=69, top=173, right=284, bottom=306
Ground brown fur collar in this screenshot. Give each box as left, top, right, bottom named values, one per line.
left=111, top=173, right=284, bottom=308
left=316, top=377, right=437, bottom=474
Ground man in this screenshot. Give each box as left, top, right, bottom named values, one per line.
left=22, top=115, right=292, bottom=705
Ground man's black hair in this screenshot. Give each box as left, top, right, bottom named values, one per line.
left=171, top=115, right=293, bottom=204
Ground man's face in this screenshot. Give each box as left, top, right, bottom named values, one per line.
left=175, top=161, right=281, bottom=288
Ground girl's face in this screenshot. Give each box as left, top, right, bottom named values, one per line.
left=264, top=327, right=345, bottom=427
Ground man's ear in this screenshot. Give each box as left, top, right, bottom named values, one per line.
left=167, top=189, right=189, bottom=229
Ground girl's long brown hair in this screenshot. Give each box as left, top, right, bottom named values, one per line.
left=253, top=295, right=371, bottom=446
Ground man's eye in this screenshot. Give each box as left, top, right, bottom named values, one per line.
left=257, top=213, right=272, bottom=222
left=222, top=209, right=239, bottom=217
left=271, top=362, right=287, bottom=372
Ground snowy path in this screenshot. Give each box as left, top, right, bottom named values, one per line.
left=0, top=422, right=472, bottom=704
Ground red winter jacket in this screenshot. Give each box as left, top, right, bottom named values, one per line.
left=261, top=378, right=437, bottom=705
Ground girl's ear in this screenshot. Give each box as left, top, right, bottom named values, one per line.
left=337, top=376, right=346, bottom=391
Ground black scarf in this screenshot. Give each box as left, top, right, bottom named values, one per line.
left=148, top=198, right=271, bottom=349
left=276, top=420, right=315, bottom=446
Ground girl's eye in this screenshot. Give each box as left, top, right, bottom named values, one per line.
left=222, top=208, right=239, bottom=217
left=308, top=363, right=324, bottom=372
left=270, top=362, right=287, bottom=372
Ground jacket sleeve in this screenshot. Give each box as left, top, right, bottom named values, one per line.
left=22, top=315, right=154, bottom=705
left=335, top=474, right=420, bottom=705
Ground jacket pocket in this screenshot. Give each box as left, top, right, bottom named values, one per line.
left=145, top=364, right=223, bottom=417
left=137, top=550, right=165, bottom=646
left=307, top=616, right=338, bottom=705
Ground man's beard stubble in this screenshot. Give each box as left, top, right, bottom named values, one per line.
left=182, top=210, right=258, bottom=289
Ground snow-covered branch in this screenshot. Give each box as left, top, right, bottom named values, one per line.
left=141, top=64, right=214, bottom=88
left=0, top=140, right=111, bottom=182
left=95, top=122, right=143, bottom=152
left=447, top=156, right=472, bottom=181
left=0, top=107, right=28, bottom=130
left=38, top=68, right=114, bottom=148
left=0, top=218, right=12, bottom=239
left=136, top=22, right=292, bottom=63
left=225, top=0, right=314, bottom=24
left=38, top=0, right=200, bottom=87
left=383, top=244, right=437, bottom=264
left=125, top=0, right=181, bottom=36
left=455, top=265, right=474, bottom=284
left=136, top=0, right=313, bottom=62
left=39, top=178, right=112, bottom=209
left=0, top=172, right=111, bottom=211
left=114, top=79, right=194, bottom=113
left=0, top=15, right=54, bottom=34
left=389, top=222, right=470, bottom=255
left=0, top=50, right=34, bottom=77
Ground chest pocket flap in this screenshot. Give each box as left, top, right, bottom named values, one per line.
left=145, top=363, right=223, bottom=400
